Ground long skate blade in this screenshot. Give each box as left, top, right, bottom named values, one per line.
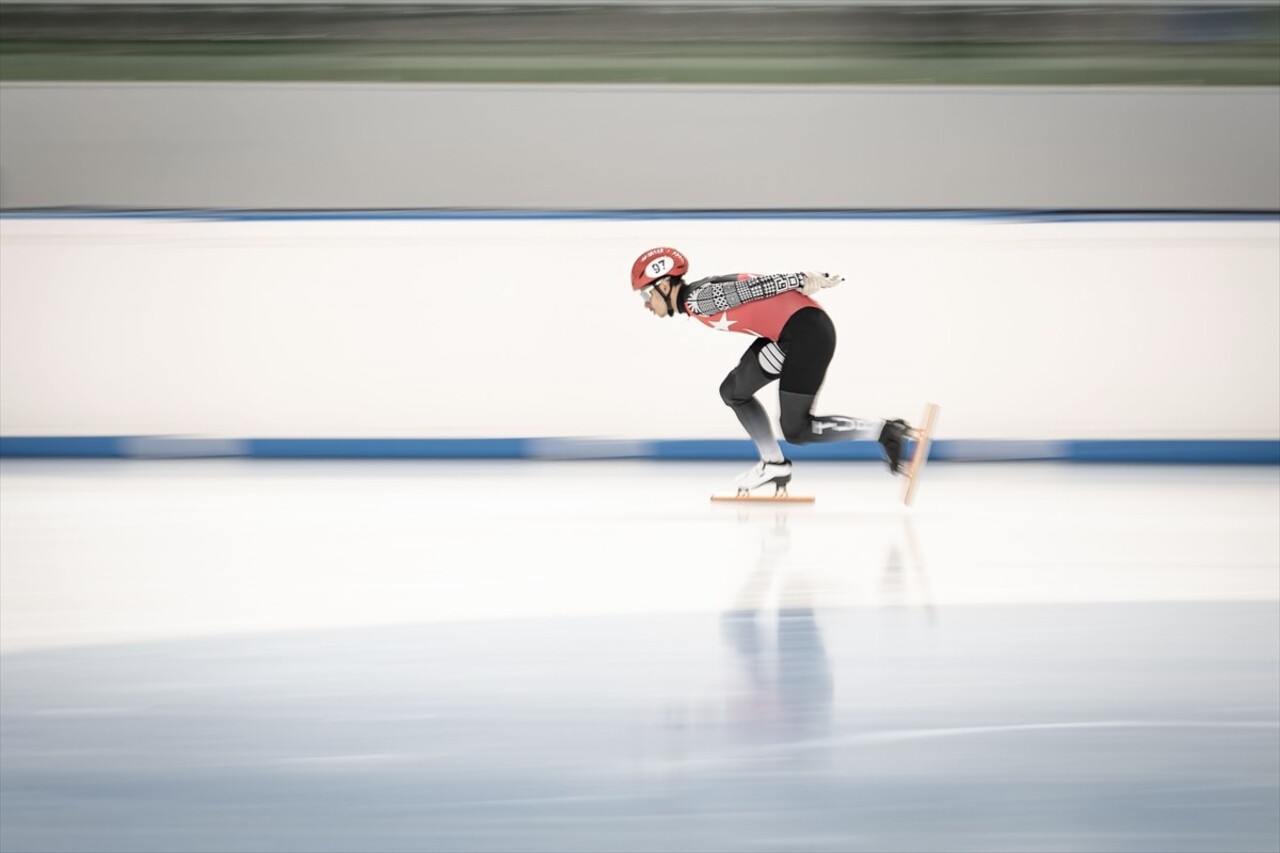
left=711, top=494, right=815, bottom=503
left=901, top=402, right=940, bottom=507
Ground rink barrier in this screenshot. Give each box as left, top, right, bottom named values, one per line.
left=1, top=436, right=1277, bottom=464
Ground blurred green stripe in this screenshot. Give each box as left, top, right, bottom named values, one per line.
left=3, top=41, right=1278, bottom=84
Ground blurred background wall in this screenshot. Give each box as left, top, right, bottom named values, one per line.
left=2, top=84, right=1278, bottom=209
left=2, top=0, right=1279, bottom=208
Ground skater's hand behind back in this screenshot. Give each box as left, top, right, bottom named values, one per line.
left=800, top=271, right=843, bottom=295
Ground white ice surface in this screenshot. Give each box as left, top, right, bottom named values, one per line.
left=2, top=459, right=1276, bottom=653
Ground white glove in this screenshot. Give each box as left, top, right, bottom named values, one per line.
left=800, top=271, right=844, bottom=296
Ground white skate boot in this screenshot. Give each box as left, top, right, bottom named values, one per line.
left=734, top=459, right=793, bottom=497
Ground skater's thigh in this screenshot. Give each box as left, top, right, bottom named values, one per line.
left=720, top=339, right=778, bottom=403
left=778, top=308, right=836, bottom=395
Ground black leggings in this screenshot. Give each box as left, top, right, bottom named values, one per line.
left=719, top=307, right=867, bottom=446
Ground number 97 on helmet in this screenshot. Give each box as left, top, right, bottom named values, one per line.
left=630, top=247, right=689, bottom=291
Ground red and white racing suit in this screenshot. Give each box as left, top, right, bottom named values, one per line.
left=675, top=272, right=881, bottom=452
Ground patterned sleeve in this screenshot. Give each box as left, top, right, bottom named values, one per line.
left=684, top=273, right=805, bottom=317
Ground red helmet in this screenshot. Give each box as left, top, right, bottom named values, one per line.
left=631, top=247, right=689, bottom=291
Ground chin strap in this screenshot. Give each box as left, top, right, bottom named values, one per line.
left=665, top=282, right=684, bottom=316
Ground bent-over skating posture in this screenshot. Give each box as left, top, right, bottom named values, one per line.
left=631, top=246, right=912, bottom=496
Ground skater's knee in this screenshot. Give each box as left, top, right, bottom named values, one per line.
left=720, top=375, right=746, bottom=407
left=780, top=413, right=813, bottom=445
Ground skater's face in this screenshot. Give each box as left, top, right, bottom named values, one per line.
left=641, top=278, right=673, bottom=318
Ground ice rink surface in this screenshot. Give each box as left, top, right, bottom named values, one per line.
left=1, top=458, right=1278, bottom=852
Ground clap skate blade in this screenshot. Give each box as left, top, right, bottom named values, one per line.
left=712, top=481, right=815, bottom=503
left=901, top=402, right=941, bottom=507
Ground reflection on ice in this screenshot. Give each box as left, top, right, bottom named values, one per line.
left=0, top=460, right=1277, bottom=852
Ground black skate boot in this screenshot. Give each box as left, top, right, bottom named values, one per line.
left=877, top=419, right=910, bottom=474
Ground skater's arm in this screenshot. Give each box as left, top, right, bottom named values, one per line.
left=684, top=273, right=806, bottom=317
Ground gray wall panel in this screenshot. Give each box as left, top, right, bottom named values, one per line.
left=2, top=83, right=1277, bottom=210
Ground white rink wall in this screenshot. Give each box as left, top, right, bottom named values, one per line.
left=1, top=214, right=1277, bottom=442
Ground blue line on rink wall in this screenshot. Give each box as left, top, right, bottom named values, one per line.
left=247, top=438, right=530, bottom=459
left=0, top=436, right=124, bottom=457
left=1, top=209, right=1277, bottom=223
left=1, top=437, right=1277, bottom=464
